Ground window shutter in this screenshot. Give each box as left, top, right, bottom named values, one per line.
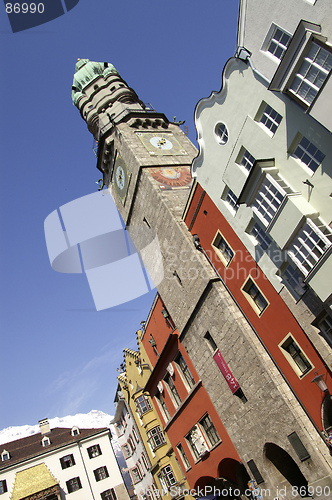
left=247, top=459, right=264, bottom=484
left=287, top=432, right=310, bottom=461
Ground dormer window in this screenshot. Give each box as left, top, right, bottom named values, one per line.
left=42, top=436, right=51, bottom=447
left=1, top=450, right=10, bottom=462
left=71, top=427, right=80, bottom=436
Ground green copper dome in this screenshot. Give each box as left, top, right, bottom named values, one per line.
left=72, top=59, right=119, bottom=105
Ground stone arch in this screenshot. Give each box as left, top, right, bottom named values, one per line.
left=194, top=476, right=214, bottom=491
left=218, top=458, right=250, bottom=495
left=264, top=442, right=308, bottom=494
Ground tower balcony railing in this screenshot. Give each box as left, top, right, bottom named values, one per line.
left=92, top=103, right=156, bottom=156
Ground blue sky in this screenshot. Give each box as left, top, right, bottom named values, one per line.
left=0, top=0, right=239, bottom=429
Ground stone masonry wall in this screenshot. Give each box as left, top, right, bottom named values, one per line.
left=120, top=163, right=332, bottom=498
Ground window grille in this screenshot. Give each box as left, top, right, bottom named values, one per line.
left=135, top=395, right=152, bottom=416
left=287, top=219, right=331, bottom=276
left=175, top=353, right=195, bottom=389
left=267, top=27, right=291, bottom=60
left=252, top=175, right=285, bottom=227
left=199, top=414, right=220, bottom=447
left=224, top=188, right=240, bottom=214
left=240, top=148, right=256, bottom=172
left=289, top=42, right=332, bottom=105
left=147, top=426, right=166, bottom=450
left=250, top=222, right=272, bottom=250
left=259, top=103, right=282, bottom=134
left=281, top=337, right=312, bottom=375
left=292, top=136, right=325, bottom=173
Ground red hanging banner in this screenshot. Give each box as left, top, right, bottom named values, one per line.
left=213, top=350, right=240, bottom=394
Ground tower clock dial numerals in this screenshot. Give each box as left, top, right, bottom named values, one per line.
left=112, top=153, right=131, bottom=205
left=136, top=132, right=187, bottom=156
left=116, top=166, right=125, bottom=190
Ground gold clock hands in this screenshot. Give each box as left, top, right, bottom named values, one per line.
left=157, top=137, right=166, bottom=147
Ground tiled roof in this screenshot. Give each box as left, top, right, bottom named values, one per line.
left=11, top=463, right=59, bottom=500
left=0, top=427, right=109, bottom=471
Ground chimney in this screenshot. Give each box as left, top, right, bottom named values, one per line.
left=39, top=418, right=50, bottom=435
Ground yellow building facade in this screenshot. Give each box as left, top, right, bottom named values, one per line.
left=116, top=332, right=191, bottom=500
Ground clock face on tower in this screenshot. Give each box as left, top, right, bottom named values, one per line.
left=112, top=153, right=131, bottom=205
left=136, top=132, right=187, bottom=156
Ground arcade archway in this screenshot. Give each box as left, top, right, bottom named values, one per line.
left=264, top=442, right=308, bottom=496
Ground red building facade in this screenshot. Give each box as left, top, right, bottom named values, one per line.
left=184, top=182, right=332, bottom=431
left=141, top=295, right=249, bottom=495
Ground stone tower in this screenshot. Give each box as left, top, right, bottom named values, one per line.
left=72, top=60, right=332, bottom=498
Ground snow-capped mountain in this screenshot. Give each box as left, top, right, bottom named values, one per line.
left=0, top=410, right=115, bottom=446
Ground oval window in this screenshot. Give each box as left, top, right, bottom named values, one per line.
left=214, top=123, right=228, bottom=145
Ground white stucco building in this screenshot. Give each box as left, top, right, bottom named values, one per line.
left=112, top=387, right=156, bottom=500
left=193, top=0, right=332, bottom=360
left=0, top=419, right=130, bottom=500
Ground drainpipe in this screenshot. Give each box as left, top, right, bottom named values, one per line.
left=78, top=441, right=96, bottom=500
left=235, top=46, right=270, bottom=87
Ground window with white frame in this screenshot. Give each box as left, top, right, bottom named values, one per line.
left=267, top=26, right=291, bottom=60
left=155, top=392, right=170, bottom=421
left=280, top=336, right=313, bottom=377
left=131, top=467, right=142, bottom=484
left=158, top=465, right=177, bottom=491
left=66, top=477, right=82, bottom=493
left=251, top=175, right=285, bottom=227
left=133, top=428, right=139, bottom=443
left=1, top=450, right=10, bottom=462
left=214, top=123, right=228, bottom=145
left=258, top=103, right=282, bottom=135
left=289, top=41, right=332, bottom=106
left=242, top=277, right=269, bottom=315
left=223, top=187, right=240, bottom=214
left=42, top=437, right=50, bottom=447
left=176, top=443, right=191, bottom=470
left=135, top=394, right=152, bottom=416
left=164, top=374, right=182, bottom=407
left=60, top=454, right=75, bottom=469
left=141, top=452, right=150, bottom=471
left=174, top=353, right=195, bottom=390
left=287, top=219, right=332, bottom=276
left=87, top=444, right=102, bottom=458
left=212, top=231, right=234, bottom=266
left=114, top=422, right=123, bottom=437
left=281, top=262, right=307, bottom=299
left=292, top=136, right=325, bottom=173
left=316, top=314, right=332, bottom=346
left=94, top=466, right=109, bottom=482
left=186, top=426, right=208, bottom=460
left=137, top=459, right=144, bottom=478
left=250, top=222, right=272, bottom=251
left=128, top=435, right=136, bottom=454
left=0, top=480, right=7, bottom=495
left=147, top=426, right=166, bottom=450
left=122, top=443, right=131, bottom=459
left=239, top=148, right=256, bottom=172
left=101, top=489, right=117, bottom=500
left=200, top=414, right=221, bottom=447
